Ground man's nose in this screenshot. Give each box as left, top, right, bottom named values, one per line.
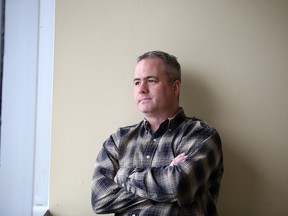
left=139, top=82, right=149, bottom=94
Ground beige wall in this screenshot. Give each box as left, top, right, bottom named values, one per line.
left=50, top=1, right=288, bottom=215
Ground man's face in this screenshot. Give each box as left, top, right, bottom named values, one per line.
left=133, top=57, right=180, bottom=117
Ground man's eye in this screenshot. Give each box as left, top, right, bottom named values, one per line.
left=134, top=81, right=140, bottom=86
left=148, top=79, right=156, bottom=83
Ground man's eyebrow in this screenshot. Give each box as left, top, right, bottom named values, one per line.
left=133, top=76, right=158, bottom=82
left=133, top=78, right=141, bottom=84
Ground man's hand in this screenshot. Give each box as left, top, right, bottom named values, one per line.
left=113, top=167, right=134, bottom=186
left=169, top=153, right=187, bottom=166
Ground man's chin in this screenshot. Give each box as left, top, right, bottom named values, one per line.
left=139, top=109, right=150, bottom=114
left=138, top=106, right=153, bottom=114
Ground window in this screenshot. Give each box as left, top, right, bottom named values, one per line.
left=0, top=0, right=5, bottom=161
left=0, top=1, right=54, bottom=216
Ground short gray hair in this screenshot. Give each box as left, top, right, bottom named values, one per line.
left=137, top=50, right=181, bottom=84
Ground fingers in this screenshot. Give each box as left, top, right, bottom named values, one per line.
left=169, top=153, right=187, bottom=166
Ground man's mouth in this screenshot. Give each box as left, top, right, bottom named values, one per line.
left=139, top=98, right=151, bottom=103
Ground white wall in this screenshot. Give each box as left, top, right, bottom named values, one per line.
left=0, top=0, right=39, bottom=215
left=50, top=1, right=288, bottom=215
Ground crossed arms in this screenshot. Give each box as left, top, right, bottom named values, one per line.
left=91, top=130, right=223, bottom=214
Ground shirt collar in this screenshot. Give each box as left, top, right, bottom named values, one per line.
left=143, top=107, right=186, bottom=133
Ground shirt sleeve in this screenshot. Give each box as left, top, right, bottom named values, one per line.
left=91, top=135, right=148, bottom=214
left=116, top=130, right=223, bottom=207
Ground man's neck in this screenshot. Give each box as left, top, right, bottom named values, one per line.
left=144, top=107, right=179, bottom=132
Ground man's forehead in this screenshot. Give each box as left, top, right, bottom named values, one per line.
left=134, top=67, right=163, bottom=78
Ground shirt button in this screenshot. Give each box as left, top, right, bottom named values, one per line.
left=146, top=155, right=150, bottom=159
left=132, top=214, right=136, bottom=216
left=153, top=138, right=157, bottom=142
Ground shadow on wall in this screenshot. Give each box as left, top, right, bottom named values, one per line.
left=180, top=70, right=261, bottom=216
left=180, top=71, right=216, bottom=122
left=218, top=140, right=260, bottom=216
left=219, top=135, right=288, bottom=216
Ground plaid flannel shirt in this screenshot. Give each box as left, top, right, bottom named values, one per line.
left=91, top=108, right=223, bottom=216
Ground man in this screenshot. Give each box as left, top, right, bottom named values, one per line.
left=91, top=51, right=224, bottom=215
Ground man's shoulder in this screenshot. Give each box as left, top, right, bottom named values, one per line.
left=185, top=116, right=215, bottom=128
left=115, top=121, right=144, bottom=136
left=183, top=116, right=219, bottom=137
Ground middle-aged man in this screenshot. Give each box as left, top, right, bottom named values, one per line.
left=91, top=51, right=224, bottom=216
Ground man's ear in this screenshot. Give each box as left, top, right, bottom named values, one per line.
left=173, top=80, right=181, bottom=97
